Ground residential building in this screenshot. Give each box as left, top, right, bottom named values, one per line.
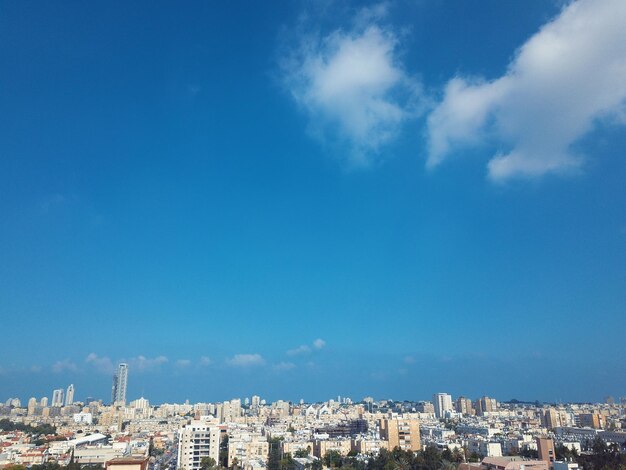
left=177, top=420, right=220, bottom=470
left=456, top=397, right=474, bottom=415
left=379, top=418, right=421, bottom=451
left=105, top=457, right=149, bottom=470
left=433, top=393, right=453, bottom=419
left=536, top=437, right=555, bottom=467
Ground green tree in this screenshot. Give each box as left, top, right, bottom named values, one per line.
left=31, top=463, right=61, bottom=470
left=220, top=434, right=230, bottom=468
left=268, top=438, right=283, bottom=470
left=4, top=465, right=28, bottom=470
left=323, top=450, right=342, bottom=468
left=200, top=457, right=217, bottom=470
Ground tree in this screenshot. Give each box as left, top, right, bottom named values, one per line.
left=4, top=465, right=27, bottom=470
left=268, top=438, right=283, bottom=470
left=200, top=457, right=217, bottom=470
left=323, top=450, right=342, bottom=468
left=220, top=434, right=230, bottom=468
left=31, top=463, right=61, bottom=470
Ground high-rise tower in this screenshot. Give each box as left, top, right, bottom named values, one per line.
left=111, top=363, right=128, bottom=405
left=52, top=388, right=64, bottom=407
left=65, top=384, right=75, bottom=406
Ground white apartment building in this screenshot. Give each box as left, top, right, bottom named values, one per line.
left=466, top=439, right=502, bottom=457
left=177, top=420, right=221, bottom=470
left=432, top=393, right=453, bottom=419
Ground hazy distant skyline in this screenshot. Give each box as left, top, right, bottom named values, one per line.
left=1, top=0, right=625, bottom=404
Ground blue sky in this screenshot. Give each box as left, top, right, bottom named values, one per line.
left=1, top=0, right=625, bottom=405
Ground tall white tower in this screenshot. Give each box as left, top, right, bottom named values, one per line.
left=52, top=388, right=64, bottom=407
left=65, top=384, right=75, bottom=406
left=112, top=363, right=128, bottom=405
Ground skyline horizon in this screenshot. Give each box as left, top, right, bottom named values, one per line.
left=3, top=358, right=623, bottom=406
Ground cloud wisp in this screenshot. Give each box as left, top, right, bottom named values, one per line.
left=51, top=359, right=78, bottom=374
left=227, top=354, right=266, bottom=367
left=426, top=0, right=626, bottom=181
left=287, top=338, right=326, bottom=356
left=85, top=353, right=115, bottom=374
left=281, top=6, right=423, bottom=166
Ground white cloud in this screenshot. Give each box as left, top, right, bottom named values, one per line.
left=282, top=8, right=423, bottom=165
left=427, top=0, right=626, bottom=181
left=199, top=356, right=212, bottom=366
left=176, top=359, right=191, bottom=368
left=127, top=355, right=168, bottom=372
left=85, top=353, right=114, bottom=374
left=287, top=338, right=326, bottom=356
left=287, top=345, right=311, bottom=356
left=227, top=354, right=265, bottom=367
left=85, top=353, right=168, bottom=373
left=51, top=359, right=78, bottom=374
left=273, top=361, right=296, bottom=371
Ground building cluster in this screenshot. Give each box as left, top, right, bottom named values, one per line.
left=1, top=376, right=625, bottom=470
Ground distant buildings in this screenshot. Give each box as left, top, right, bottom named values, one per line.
left=111, top=363, right=129, bottom=405
left=476, top=396, right=498, bottom=416
left=456, top=396, right=475, bottom=415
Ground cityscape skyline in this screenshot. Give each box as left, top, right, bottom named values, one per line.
left=1, top=0, right=626, bottom=405
left=3, top=372, right=624, bottom=408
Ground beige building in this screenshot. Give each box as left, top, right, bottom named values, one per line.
left=579, top=413, right=603, bottom=429
left=312, top=439, right=352, bottom=458
left=350, top=437, right=386, bottom=454
left=228, top=433, right=269, bottom=467
left=477, top=456, right=549, bottom=470
left=456, top=397, right=475, bottom=415
left=379, top=418, right=421, bottom=451
left=105, top=457, right=149, bottom=470
left=281, top=441, right=314, bottom=455
left=536, top=437, right=555, bottom=467
left=476, top=397, right=497, bottom=416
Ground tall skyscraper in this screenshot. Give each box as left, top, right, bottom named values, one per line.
left=65, top=384, right=75, bottom=406
left=111, top=363, right=129, bottom=405
left=52, top=388, right=64, bottom=407
left=432, top=392, right=453, bottom=418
